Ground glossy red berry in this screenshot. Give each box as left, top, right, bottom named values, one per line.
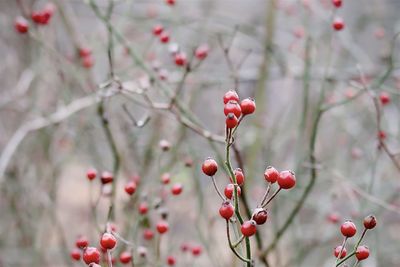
left=166, top=0, right=176, bottom=5
left=119, top=251, right=132, bottom=264
left=356, top=246, right=370, bottom=261
left=171, top=183, right=183, bottom=195
left=31, top=11, right=46, bottom=24
left=332, top=0, right=342, bottom=8
left=156, top=220, right=169, bottom=234
left=224, top=183, right=241, bottom=199
left=153, top=25, right=164, bottom=36
left=219, top=201, right=234, bottom=220
left=161, top=173, right=171, bottom=184
left=138, top=202, right=149, bottom=215
left=191, top=245, right=202, bottom=256
left=15, top=17, right=29, bottom=34
left=160, top=32, right=170, bottom=43
left=226, top=113, right=238, bottom=129
left=86, top=168, right=97, bottom=181
left=143, top=229, right=154, bottom=240
left=252, top=208, right=268, bottom=225
left=70, top=248, right=81, bottom=261
left=76, top=235, right=89, bottom=249
left=167, top=255, right=176, bottom=265
left=101, top=171, right=113, bottom=184
left=174, top=52, right=187, bottom=66
left=264, top=166, right=279, bottom=183
left=334, top=246, right=347, bottom=259
left=124, top=181, right=137, bottom=195
left=224, top=100, right=242, bottom=118
left=277, top=170, right=296, bottom=189
left=223, top=90, right=240, bottom=104
left=233, top=168, right=245, bottom=186
left=240, top=98, right=256, bottom=115
left=195, top=44, right=209, bottom=60
left=79, top=47, right=92, bottom=58
left=332, top=17, right=345, bottom=31
left=83, top=247, right=100, bottom=264
left=340, top=221, right=357, bottom=237
left=363, top=215, right=377, bottom=229
left=241, top=220, right=257, bottom=237
left=202, top=158, right=218, bottom=176
left=100, top=233, right=117, bottom=250
left=380, top=92, right=390, bottom=105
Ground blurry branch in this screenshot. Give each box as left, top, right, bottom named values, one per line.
left=0, top=94, right=102, bottom=183
left=0, top=70, right=34, bottom=108
left=122, top=105, right=150, bottom=128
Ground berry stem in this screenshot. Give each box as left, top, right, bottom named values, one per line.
left=232, top=235, right=245, bottom=248
left=352, top=260, right=360, bottom=267
left=258, top=183, right=272, bottom=207
left=211, top=176, right=225, bottom=201
left=262, top=188, right=282, bottom=208
left=107, top=250, right=113, bottom=267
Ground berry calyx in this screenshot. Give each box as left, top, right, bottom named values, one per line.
left=156, top=220, right=169, bottom=234
left=202, top=158, right=218, bottom=176
left=167, top=255, right=176, bottom=266
left=340, top=221, right=357, bottom=237
left=233, top=168, right=245, bottom=186
left=226, top=113, right=238, bottom=129
left=224, top=183, right=241, bottom=199
left=240, top=98, right=256, bottom=115
left=264, top=166, right=279, bottom=183
left=101, top=171, right=114, bottom=184
left=277, top=170, right=296, bottom=189
left=15, top=17, right=29, bottom=34
left=252, top=208, right=268, bottom=225
left=379, top=92, right=390, bottom=105
left=334, top=246, right=347, bottom=259
left=241, top=220, right=257, bottom=237
left=224, top=100, right=242, bottom=118
left=174, top=52, right=187, bottom=66
left=363, top=215, right=377, bottom=229
left=70, top=248, right=81, bottom=261
left=76, top=235, right=89, bottom=249
left=100, top=233, right=117, bottom=250
left=171, top=183, right=183, bottom=195
left=356, top=246, right=370, bottom=261
left=119, top=251, right=132, bottom=264
left=223, top=90, right=240, bottom=104
left=219, top=201, right=235, bottom=220
left=332, top=17, right=345, bottom=31
left=83, top=247, right=100, bottom=265
left=124, top=181, right=137, bottom=195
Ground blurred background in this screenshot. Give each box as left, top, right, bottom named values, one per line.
left=1, top=0, right=400, bottom=266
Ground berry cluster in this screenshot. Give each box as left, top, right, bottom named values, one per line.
left=202, top=90, right=296, bottom=264
left=333, top=215, right=377, bottom=266
left=14, top=2, right=55, bottom=34
left=331, top=0, right=345, bottom=31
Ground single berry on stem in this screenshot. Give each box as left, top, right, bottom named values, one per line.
left=219, top=201, right=235, bottom=220
left=233, top=168, right=245, bottom=186
left=332, top=17, right=345, bottom=31
left=124, top=181, right=137, bottom=195
left=202, top=158, right=218, bottom=176
left=356, top=246, right=370, bottom=261
left=223, top=90, right=240, bottom=104
left=100, top=233, right=117, bottom=250
left=363, top=215, right=377, bottom=229
left=224, top=100, right=242, bottom=118
left=224, top=183, right=241, bottom=199
left=76, top=235, right=89, bottom=249
left=83, top=247, right=101, bottom=264
left=241, top=220, right=257, bottom=237
left=156, top=220, right=169, bottom=234
left=252, top=208, right=268, bottom=225
left=240, top=98, right=256, bottom=115
left=277, top=170, right=296, bottom=189
left=340, top=221, right=357, bottom=237
left=226, top=113, right=238, bottom=129
left=264, top=166, right=279, bottom=183
left=119, top=251, right=132, bottom=264
left=171, top=183, right=183, bottom=195
left=334, top=246, right=347, bottom=259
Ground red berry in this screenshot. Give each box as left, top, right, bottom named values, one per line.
left=240, top=98, right=256, bottom=115
left=241, top=220, right=257, bottom=237
left=264, top=166, right=279, bottom=183
left=202, top=158, right=218, bottom=176
left=143, top=229, right=154, bottom=240
left=161, top=173, right=171, bottom=184
left=226, top=113, right=238, bottom=129
left=86, top=168, right=97, bottom=181
left=167, top=255, right=176, bottom=266
left=166, top=0, right=176, bottom=5
left=82, top=55, right=94, bottom=69
left=334, top=246, right=347, bottom=259
left=332, top=0, right=342, bottom=8
left=70, top=248, right=81, bottom=261
left=380, top=92, right=390, bottom=105
left=76, top=235, right=89, bottom=249
left=153, top=25, right=164, bottom=36
left=138, top=202, right=149, bottom=215
left=233, top=168, right=245, bottom=186
left=171, top=183, right=183, bottom=195
left=224, top=100, right=242, bottom=118
left=100, top=233, right=117, bottom=250
left=31, top=11, right=46, bottom=24
left=195, top=44, right=209, bottom=60
left=332, top=17, right=345, bottom=31
left=340, top=221, right=357, bottom=237
left=252, top=208, right=268, bottom=225
left=160, top=32, right=170, bottom=43
left=219, top=201, right=234, bottom=220
left=356, top=246, right=370, bottom=261
left=83, top=247, right=100, bottom=265
left=156, top=220, right=169, bottom=234
left=277, top=170, right=296, bottom=189
left=124, top=181, right=137, bottom=195
left=15, top=17, right=29, bottom=34
left=224, top=183, right=241, bottom=199
left=101, top=171, right=113, bottom=184
left=79, top=47, right=92, bottom=58
left=191, top=245, right=202, bottom=256
left=223, top=90, right=240, bottom=104
left=363, top=215, right=377, bottom=229
left=174, top=52, right=187, bottom=66
left=119, top=251, right=132, bottom=264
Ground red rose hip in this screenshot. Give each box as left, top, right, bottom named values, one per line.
left=264, top=166, right=279, bottom=183
left=277, top=170, right=296, bottom=189
left=223, top=90, right=239, bottom=104
left=340, top=221, right=357, bottom=237
left=219, top=201, right=234, bottom=220
left=83, top=247, right=100, bottom=264
left=202, top=158, right=218, bottom=176
left=241, top=220, right=257, bottom=237
left=100, top=233, right=117, bottom=250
